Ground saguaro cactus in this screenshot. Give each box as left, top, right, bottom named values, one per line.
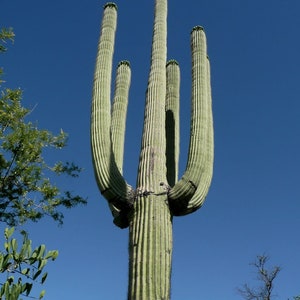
left=91, top=1, right=213, bottom=299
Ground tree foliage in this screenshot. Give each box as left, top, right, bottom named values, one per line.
left=0, top=28, right=14, bottom=50
left=0, top=86, right=87, bottom=226
left=0, top=29, right=86, bottom=226
left=0, top=227, right=58, bottom=300
left=0, top=88, right=86, bottom=225
left=0, top=28, right=86, bottom=298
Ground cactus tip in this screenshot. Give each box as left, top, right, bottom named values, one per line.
left=104, top=2, right=118, bottom=10
left=118, top=60, right=131, bottom=68
left=166, top=59, right=179, bottom=67
left=192, top=25, right=204, bottom=33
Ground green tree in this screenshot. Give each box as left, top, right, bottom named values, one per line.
left=91, top=1, right=213, bottom=299
left=0, top=27, right=14, bottom=54
left=0, top=28, right=86, bottom=299
left=0, top=227, right=58, bottom=300
left=0, top=28, right=86, bottom=226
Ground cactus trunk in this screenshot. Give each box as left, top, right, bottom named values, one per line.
left=127, top=1, right=173, bottom=298
left=128, top=195, right=172, bottom=299
left=91, top=0, right=213, bottom=299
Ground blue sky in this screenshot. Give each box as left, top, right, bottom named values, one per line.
left=1, top=0, right=300, bottom=299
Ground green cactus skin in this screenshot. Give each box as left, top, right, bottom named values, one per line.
left=91, top=4, right=134, bottom=228
left=91, top=0, right=213, bottom=298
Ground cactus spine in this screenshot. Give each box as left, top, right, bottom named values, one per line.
left=91, top=1, right=213, bottom=299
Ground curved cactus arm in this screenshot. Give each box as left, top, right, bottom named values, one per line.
left=168, top=26, right=214, bottom=216
left=108, top=60, right=132, bottom=227
left=185, top=56, right=213, bottom=211
left=111, top=60, right=131, bottom=173
left=91, top=3, right=134, bottom=227
left=165, top=60, right=180, bottom=187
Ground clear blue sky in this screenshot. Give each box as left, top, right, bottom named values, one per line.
left=1, top=0, right=300, bottom=299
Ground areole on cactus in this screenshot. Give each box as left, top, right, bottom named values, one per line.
left=91, top=0, right=213, bottom=299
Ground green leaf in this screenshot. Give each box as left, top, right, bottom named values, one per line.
left=39, top=289, right=46, bottom=299
left=7, top=261, right=18, bottom=272
left=33, top=269, right=42, bottom=281
left=45, top=250, right=59, bottom=260
left=1, top=253, right=12, bottom=271
left=0, top=254, right=3, bottom=269
left=7, top=276, right=14, bottom=284
left=22, top=282, right=33, bottom=296
left=11, top=238, right=18, bottom=252
left=4, top=227, right=15, bottom=239
left=37, top=244, right=46, bottom=260
left=38, top=258, right=47, bottom=271
left=41, top=272, right=48, bottom=284
left=0, top=282, right=5, bottom=297
left=30, top=244, right=46, bottom=262
left=19, top=238, right=32, bottom=260
left=21, top=267, right=30, bottom=276
left=29, top=249, right=38, bottom=264
left=4, top=241, right=10, bottom=252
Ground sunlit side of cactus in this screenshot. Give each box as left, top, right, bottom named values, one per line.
left=91, top=1, right=213, bottom=299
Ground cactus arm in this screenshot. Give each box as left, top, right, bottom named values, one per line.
left=185, top=56, right=214, bottom=211
left=108, top=60, right=132, bottom=228
left=166, top=60, right=180, bottom=187
left=111, top=60, right=131, bottom=173
left=168, top=26, right=214, bottom=216
left=91, top=3, right=134, bottom=227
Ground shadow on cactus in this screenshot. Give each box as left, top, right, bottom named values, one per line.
left=91, top=1, right=214, bottom=299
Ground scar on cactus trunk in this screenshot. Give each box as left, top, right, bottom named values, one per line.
left=91, top=1, right=213, bottom=299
